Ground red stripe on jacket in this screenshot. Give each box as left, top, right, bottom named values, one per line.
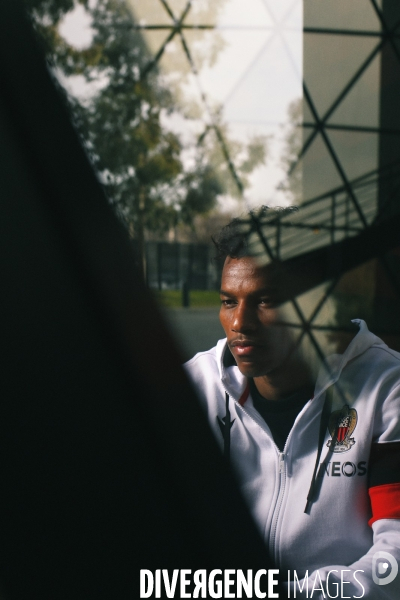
left=368, top=483, right=400, bottom=526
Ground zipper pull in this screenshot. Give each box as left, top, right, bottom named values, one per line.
left=279, top=452, right=285, bottom=474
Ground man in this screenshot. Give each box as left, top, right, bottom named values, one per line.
left=185, top=215, right=400, bottom=598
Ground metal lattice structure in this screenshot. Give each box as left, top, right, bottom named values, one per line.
left=126, top=0, right=400, bottom=362
left=126, top=1, right=400, bottom=209
left=38, top=0, right=397, bottom=365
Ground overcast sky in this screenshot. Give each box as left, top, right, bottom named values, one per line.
left=59, top=0, right=303, bottom=209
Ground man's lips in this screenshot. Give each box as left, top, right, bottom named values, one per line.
left=230, top=340, right=263, bottom=357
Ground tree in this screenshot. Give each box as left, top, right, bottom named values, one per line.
left=25, top=0, right=267, bottom=274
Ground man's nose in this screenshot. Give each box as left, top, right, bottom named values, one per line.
left=232, top=302, right=258, bottom=332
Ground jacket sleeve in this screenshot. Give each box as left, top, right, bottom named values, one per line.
left=285, top=378, right=400, bottom=600
left=284, top=518, right=400, bottom=599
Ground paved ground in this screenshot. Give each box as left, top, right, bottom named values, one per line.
left=162, top=307, right=224, bottom=362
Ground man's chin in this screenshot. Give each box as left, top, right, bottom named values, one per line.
left=235, top=358, right=269, bottom=379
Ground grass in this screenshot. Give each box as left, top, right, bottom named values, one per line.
left=153, top=289, right=220, bottom=308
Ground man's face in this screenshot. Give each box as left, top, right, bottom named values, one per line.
left=219, top=255, right=295, bottom=378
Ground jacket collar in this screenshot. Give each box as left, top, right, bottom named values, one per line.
left=315, top=319, right=383, bottom=393
left=216, top=320, right=384, bottom=400
left=216, top=339, right=248, bottom=402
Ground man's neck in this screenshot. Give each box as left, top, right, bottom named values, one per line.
left=253, top=355, right=314, bottom=401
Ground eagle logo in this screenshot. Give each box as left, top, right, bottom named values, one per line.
left=326, top=404, right=357, bottom=453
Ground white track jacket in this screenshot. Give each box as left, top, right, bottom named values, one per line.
left=185, top=320, right=400, bottom=599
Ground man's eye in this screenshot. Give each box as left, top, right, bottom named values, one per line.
left=221, top=298, right=234, bottom=306
left=259, top=298, right=273, bottom=306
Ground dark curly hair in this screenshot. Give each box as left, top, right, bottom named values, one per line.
left=211, top=206, right=298, bottom=265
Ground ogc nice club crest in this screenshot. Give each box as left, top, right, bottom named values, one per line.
left=326, top=404, right=357, bottom=453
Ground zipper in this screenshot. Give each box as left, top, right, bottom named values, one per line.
left=225, top=387, right=289, bottom=559
left=279, top=452, right=285, bottom=473
left=267, top=393, right=319, bottom=562
left=231, top=396, right=287, bottom=560
left=228, top=389, right=326, bottom=562
left=267, top=388, right=330, bottom=561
